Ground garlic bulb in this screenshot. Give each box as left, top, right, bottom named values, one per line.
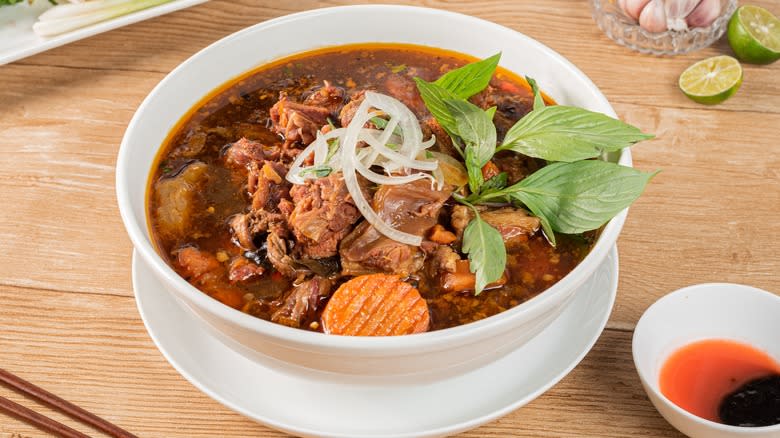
left=639, top=0, right=668, bottom=33
left=620, top=0, right=724, bottom=33
left=686, top=0, right=721, bottom=28
left=665, top=0, right=700, bottom=31
left=621, top=0, right=652, bottom=21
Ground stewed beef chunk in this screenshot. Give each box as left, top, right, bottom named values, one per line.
left=302, top=81, right=347, bottom=118
left=266, top=230, right=298, bottom=278
left=451, top=205, right=541, bottom=250
left=223, top=137, right=266, bottom=168
left=287, top=173, right=362, bottom=259
left=269, top=95, right=330, bottom=146
left=480, top=207, right=541, bottom=249
left=228, top=257, right=265, bottom=283
left=271, top=277, right=332, bottom=328
left=340, top=179, right=451, bottom=276
left=339, top=90, right=367, bottom=127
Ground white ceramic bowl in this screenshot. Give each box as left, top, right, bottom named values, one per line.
left=116, top=5, right=631, bottom=382
left=633, top=283, right=780, bottom=438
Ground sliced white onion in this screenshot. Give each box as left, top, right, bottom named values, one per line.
left=354, top=158, right=431, bottom=185
left=341, top=97, right=424, bottom=246
left=286, top=141, right=320, bottom=185
left=286, top=91, right=447, bottom=247
left=358, top=131, right=438, bottom=171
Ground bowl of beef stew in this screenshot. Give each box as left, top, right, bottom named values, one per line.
left=117, top=5, right=652, bottom=380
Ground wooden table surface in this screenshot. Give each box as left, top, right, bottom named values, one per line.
left=1, top=0, right=778, bottom=436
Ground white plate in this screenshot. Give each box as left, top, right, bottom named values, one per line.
left=0, top=0, right=207, bottom=65
left=132, top=246, right=619, bottom=438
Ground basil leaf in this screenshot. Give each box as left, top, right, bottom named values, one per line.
left=444, top=99, right=496, bottom=167
left=507, top=160, right=657, bottom=234
left=465, top=147, right=484, bottom=194
left=299, top=165, right=333, bottom=178
left=485, top=106, right=497, bottom=120
left=481, top=172, right=507, bottom=192
left=413, top=78, right=460, bottom=135
left=525, top=76, right=545, bottom=111
left=325, top=138, right=339, bottom=162
left=513, top=193, right=557, bottom=246
left=500, top=105, right=654, bottom=162
left=435, top=53, right=501, bottom=99
left=462, top=212, right=507, bottom=295
left=370, top=116, right=402, bottom=137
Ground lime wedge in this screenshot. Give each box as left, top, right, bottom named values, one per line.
left=679, top=55, right=743, bottom=105
left=728, top=5, right=780, bottom=65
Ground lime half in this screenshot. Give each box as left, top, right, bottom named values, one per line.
left=728, top=5, right=780, bottom=65
left=679, top=56, right=743, bottom=105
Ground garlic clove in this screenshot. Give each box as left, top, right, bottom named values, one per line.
left=686, top=0, right=721, bottom=28
left=665, top=0, right=702, bottom=31
left=621, top=0, right=652, bottom=21
left=639, top=0, right=668, bottom=33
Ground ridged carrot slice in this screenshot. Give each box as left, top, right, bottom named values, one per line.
left=321, top=274, right=430, bottom=336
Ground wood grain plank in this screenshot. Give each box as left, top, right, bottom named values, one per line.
left=609, top=103, right=780, bottom=326
left=11, top=0, right=780, bottom=114
left=0, top=66, right=150, bottom=296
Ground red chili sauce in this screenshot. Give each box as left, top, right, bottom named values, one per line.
left=659, top=339, right=780, bottom=426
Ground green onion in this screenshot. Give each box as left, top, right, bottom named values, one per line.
left=33, top=0, right=173, bottom=37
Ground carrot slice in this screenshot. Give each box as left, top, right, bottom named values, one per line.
left=429, top=224, right=457, bottom=244
left=441, top=260, right=507, bottom=293
left=321, top=274, right=430, bottom=336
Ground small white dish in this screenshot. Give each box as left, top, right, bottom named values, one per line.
left=0, top=0, right=206, bottom=65
left=633, top=283, right=780, bottom=438
left=133, top=246, right=619, bottom=438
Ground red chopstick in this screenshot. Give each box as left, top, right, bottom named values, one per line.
left=0, top=368, right=138, bottom=438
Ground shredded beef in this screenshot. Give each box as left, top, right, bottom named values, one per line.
left=228, top=256, right=265, bottom=283
left=271, top=276, right=332, bottom=328
left=223, top=137, right=265, bottom=168
left=384, top=75, right=425, bottom=115
left=269, top=94, right=330, bottom=146
left=266, top=230, right=297, bottom=278
left=287, top=173, right=362, bottom=259
left=302, top=81, right=346, bottom=118
left=427, top=244, right=461, bottom=276
left=338, top=90, right=367, bottom=127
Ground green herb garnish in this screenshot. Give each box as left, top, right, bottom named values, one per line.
left=370, top=116, right=403, bottom=137
left=525, top=76, right=545, bottom=111
left=299, top=165, right=333, bottom=178
left=390, top=63, right=407, bottom=74
left=461, top=204, right=507, bottom=295
left=435, top=53, right=501, bottom=99
left=443, top=99, right=496, bottom=193
left=469, top=160, right=657, bottom=245
left=414, top=53, right=656, bottom=294
left=497, top=105, right=654, bottom=162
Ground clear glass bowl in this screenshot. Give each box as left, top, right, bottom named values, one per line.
left=590, top=0, right=737, bottom=55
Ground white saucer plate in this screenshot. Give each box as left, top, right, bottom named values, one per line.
left=132, top=246, right=618, bottom=438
